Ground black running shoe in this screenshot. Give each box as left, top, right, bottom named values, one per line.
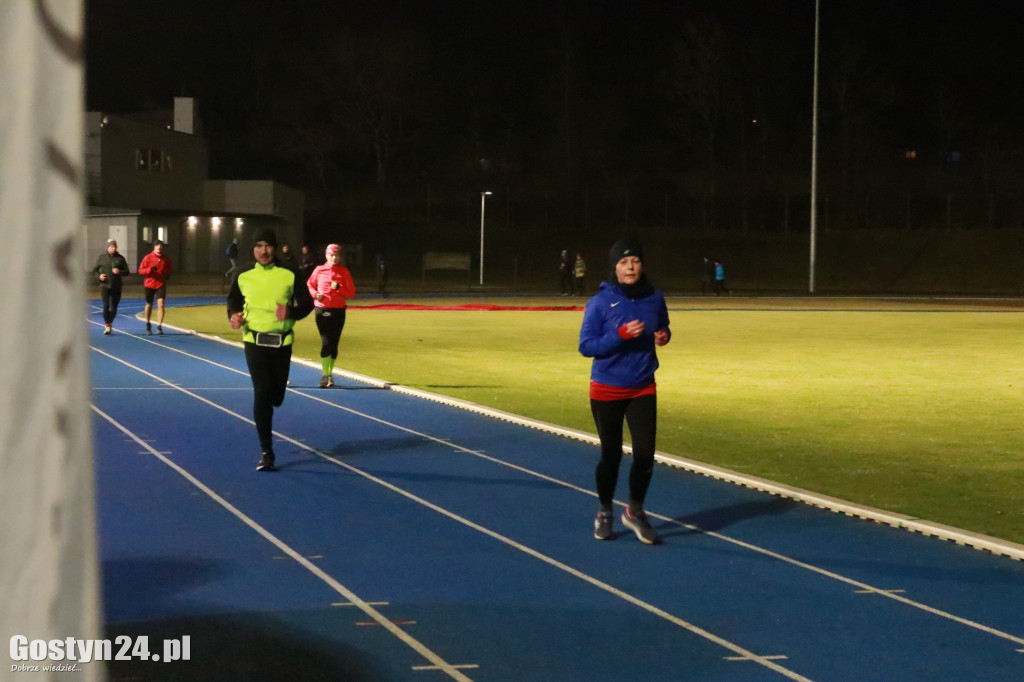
left=256, top=451, right=277, bottom=472
left=146, top=324, right=152, bottom=335
left=622, top=508, right=660, bottom=544
left=156, top=326, right=164, bottom=335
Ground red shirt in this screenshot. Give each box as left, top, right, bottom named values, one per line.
left=138, top=251, right=172, bottom=290
left=306, top=263, right=356, bottom=308
left=590, top=380, right=657, bottom=401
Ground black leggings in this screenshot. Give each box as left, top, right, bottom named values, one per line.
left=100, top=287, right=122, bottom=325
left=244, top=342, right=293, bottom=452
left=591, top=393, right=657, bottom=509
left=315, top=307, right=347, bottom=359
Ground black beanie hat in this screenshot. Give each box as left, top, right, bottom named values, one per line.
left=253, top=228, right=278, bottom=247
left=609, top=238, right=643, bottom=269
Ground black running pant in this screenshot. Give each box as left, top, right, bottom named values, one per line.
left=244, top=342, right=293, bottom=452
left=100, top=286, right=122, bottom=325
left=591, top=393, right=657, bottom=508
left=315, top=307, right=347, bottom=359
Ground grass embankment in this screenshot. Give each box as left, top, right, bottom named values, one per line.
left=171, top=297, right=1024, bottom=545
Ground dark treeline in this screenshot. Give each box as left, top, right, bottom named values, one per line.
left=87, top=0, right=1024, bottom=252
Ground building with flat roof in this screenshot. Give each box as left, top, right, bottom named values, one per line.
left=82, top=97, right=304, bottom=274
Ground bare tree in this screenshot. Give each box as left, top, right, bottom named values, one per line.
left=331, top=31, right=411, bottom=191
left=667, top=17, right=727, bottom=192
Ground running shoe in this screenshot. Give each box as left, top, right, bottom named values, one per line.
left=256, top=451, right=277, bottom=472
left=326, top=376, right=335, bottom=388
left=319, top=375, right=330, bottom=388
left=103, top=324, right=112, bottom=335
left=621, top=508, right=660, bottom=544
left=594, top=510, right=614, bottom=540
left=156, top=326, right=164, bottom=335
left=146, top=324, right=152, bottom=335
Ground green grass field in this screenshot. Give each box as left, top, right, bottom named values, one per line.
left=169, top=296, right=1024, bottom=545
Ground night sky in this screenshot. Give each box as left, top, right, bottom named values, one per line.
left=84, top=0, right=1024, bottom=217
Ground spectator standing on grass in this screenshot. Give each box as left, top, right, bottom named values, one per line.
left=559, top=249, right=574, bottom=295
left=701, top=256, right=715, bottom=295
left=225, top=238, right=239, bottom=278
left=300, top=244, right=318, bottom=281
left=227, top=229, right=313, bottom=471
left=279, top=243, right=298, bottom=270
left=307, top=244, right=356, bottom=388
left=573, top=252, right=587, bottom=296
left=579, top=238, right=671, bottom=545
left=139, top=239, right=172, bottom=335
left=713, top=259, right=730, bottom=295
left=377, top=254, right=391, bottom=298
left=93, top=238, right=129, bottom=335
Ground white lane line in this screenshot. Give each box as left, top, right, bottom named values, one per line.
left=290, top=391, right=1024, bottom=651
left=89, top=406, right=474, bottom=681
left=92, top=337, right=1024, bottom=653
left=90, top=345, right=813, bottom=681
left=855, top=589, right=906, bottom=595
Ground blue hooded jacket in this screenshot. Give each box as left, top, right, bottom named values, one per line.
left=579, top=280, right=670, bottom=388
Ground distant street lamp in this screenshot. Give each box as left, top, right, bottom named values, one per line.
left=809, top=0, right=820, bottom=294
left=479, top=191, right=492, bottom=285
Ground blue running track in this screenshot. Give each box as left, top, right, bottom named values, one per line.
left=88, top=297, right=1024, bottom=681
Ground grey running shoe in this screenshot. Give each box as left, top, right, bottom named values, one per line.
left=326, top=375, right=335, bottom=388
left=256, top=451, right=277, bottom=472
left=156, top=326, right=164, bottom=335
left=594, top=510, right=614, bottom=540
left=319, top=375, right=330, bottom=388
left=622, top=508, right=660, bottom=544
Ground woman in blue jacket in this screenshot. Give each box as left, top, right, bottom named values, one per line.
left=579, top=239, right=671, bottom=544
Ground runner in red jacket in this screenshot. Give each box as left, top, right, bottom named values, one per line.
left=138, top=239, right=173, bottom=334
left=306, top=243, right=356, bottom=387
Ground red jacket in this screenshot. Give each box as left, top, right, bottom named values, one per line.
left=307, top=263, right=356, bottom=308
left=139, top=251, right=172, bottom=289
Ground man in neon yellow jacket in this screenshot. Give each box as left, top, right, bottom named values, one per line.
left=227, top=229, right=314, bottom=471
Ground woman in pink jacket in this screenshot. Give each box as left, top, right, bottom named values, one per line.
left=306, top=244, right=356, bottom=387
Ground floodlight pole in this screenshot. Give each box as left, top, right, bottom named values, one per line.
left=809, top=0, right=820, bottom=294
left=479, top=191, right=492, bottom=286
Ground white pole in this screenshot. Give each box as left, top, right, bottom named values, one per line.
left=809, top=0, right=820, bottom=294
left=479, top=191, right=491, bottom=286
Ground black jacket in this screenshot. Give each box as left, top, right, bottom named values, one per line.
left=93, top=250, right=130, bottom=289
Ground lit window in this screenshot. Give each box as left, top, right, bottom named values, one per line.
left=904, top=150, right=917, bottom=160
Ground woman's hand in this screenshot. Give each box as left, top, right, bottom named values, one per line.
left=618, top=319, right=645, bottom=339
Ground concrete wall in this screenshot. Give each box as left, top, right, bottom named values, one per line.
left=94, top=114, right=209, bottom=210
